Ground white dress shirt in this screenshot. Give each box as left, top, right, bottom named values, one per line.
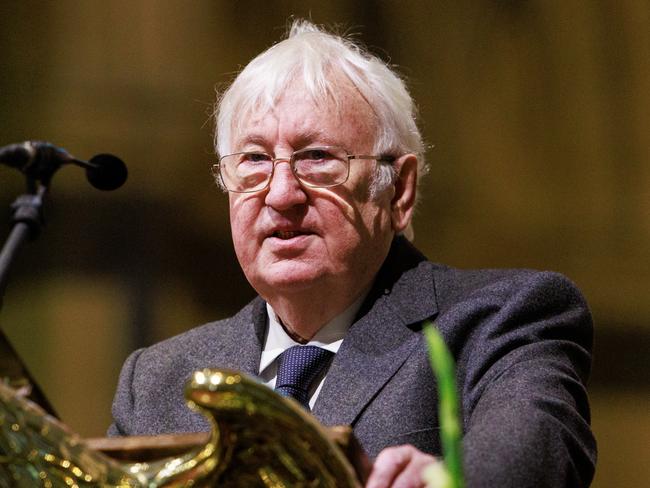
left=259, top=294, right=367, bottom=409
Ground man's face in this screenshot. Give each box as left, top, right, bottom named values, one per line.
left=227, top=80, right=397, bottom=306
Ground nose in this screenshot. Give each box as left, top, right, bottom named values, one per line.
left=264, top=159, right=308, bottom=210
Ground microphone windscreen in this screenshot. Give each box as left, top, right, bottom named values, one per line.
left=86, top=154, right=128, bottom=191
left=0, top=143, right=33, bottom=169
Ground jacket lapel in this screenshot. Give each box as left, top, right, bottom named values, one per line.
left=192, top=297, right=267, bottom=376
left=313, top=237, right=439, bottom=427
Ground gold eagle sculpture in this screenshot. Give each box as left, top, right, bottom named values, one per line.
left=0, top=369, right=361, bottom=487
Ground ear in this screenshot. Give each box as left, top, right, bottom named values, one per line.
left=390, top=154, right=418, bottom=234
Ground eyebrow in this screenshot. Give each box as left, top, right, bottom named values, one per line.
left=236, top=134, right=269, bottom=150
left=234, top=129, right=341, bottom=152
left=291, top=129, right=334, bottom=148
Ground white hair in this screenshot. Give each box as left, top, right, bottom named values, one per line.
left=214, top=19, right=428, bottom=199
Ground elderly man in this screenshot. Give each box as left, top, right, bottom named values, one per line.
left=109, top=20, right=596, bottom=487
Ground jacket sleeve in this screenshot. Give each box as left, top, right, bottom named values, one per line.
left=107, top=348, right=144, bottom=436
left=456, top=271, right=597, bottom=487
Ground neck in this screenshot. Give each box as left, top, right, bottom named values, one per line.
left=268, top=295, right=341, bottom=341
left=266, top=283, right=369, bottom=341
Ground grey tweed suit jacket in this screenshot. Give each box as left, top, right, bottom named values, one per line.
left=109, top=236, right=596, bottom=487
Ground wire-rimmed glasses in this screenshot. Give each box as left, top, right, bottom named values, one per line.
left=212, top=146, right=395, bottom=193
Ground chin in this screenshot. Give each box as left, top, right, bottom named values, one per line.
left=250, top=262, right=329, bottom=295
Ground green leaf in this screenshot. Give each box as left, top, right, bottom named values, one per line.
left=424, top=322, right=464, bottom=488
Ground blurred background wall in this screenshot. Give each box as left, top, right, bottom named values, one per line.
left=0, top=1, right=647, bottom=486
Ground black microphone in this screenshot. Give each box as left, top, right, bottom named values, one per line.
left=0, top=141, right=127, bottom=191
left=78, top=154, right=128, bottom=191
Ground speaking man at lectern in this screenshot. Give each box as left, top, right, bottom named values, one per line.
left=109, top=20, right=596, bottom=487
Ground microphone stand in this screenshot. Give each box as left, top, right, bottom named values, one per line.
left=0, top=175, right=58, bottom=417
left=0, top=185, right=45, bottom=298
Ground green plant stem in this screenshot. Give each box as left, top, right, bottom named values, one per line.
left=424, top=322, right=464, bottom=488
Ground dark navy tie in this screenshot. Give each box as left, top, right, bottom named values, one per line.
left=274, top=345, right=334, bottom=409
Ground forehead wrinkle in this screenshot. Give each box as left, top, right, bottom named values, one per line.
left=237, top=134, right=270, bottom=149
left=326, top=69, right=380, bottom=146
left=233, top=127, right=333, bottom=153
left=288, top=128, right=342, bottom=149
left=232, top=75, right=378, bottom=155
left=332, top=84, right=379, bottom=153
left=283, top=90, right=377, bottom=154
left=229, top=99, right=276, bottom=152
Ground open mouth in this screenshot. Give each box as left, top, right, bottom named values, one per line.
left=273, top=231, right=308, bottom=239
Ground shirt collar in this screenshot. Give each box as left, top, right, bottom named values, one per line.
left=258, top=292, right=367, bottom=374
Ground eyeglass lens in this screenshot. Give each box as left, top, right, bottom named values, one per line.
left=219, top=147, right=350, bottom=192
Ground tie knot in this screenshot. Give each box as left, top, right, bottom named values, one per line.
left=275, top=345, right=334, bottom=408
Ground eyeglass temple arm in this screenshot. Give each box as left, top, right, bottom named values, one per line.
left=349, top=155, right=396, bottom=163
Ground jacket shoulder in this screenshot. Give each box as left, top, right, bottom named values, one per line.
left=430, top=264, right=589, bottom=314
left=135, top=297, right=264, bottom=368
